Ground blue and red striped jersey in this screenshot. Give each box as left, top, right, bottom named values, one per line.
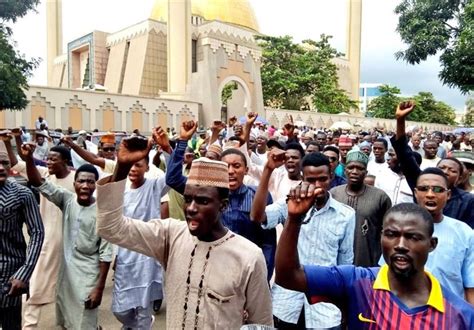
left=304, top=264, right=474, bottom=329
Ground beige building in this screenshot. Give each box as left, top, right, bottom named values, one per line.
left=1, top=0, right=364, bottom=132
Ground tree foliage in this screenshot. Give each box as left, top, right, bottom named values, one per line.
left=395, top=0, right=474, bottom=93
left=257, top=35, right=358, bottom=114
left=367, top=85, right=456, bottom=125
left=463, top=96, right=474, bottom=126
left=0, top=0, right=40, bottom=111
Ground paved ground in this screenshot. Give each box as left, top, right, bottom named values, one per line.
left=32, top=270, right=167, bottom=329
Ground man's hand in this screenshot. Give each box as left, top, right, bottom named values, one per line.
left=20, top=143, right=36, bottom=159
left=283, top=115, right=295, bottom=137
left=0, top=130, right=12, bottom=142
left=228, top=116, right=237, bottom=127
left=85, top=287, right=103, bottom=309
left=7, top=278, right=28, bottom=296
left=180, top=121, right=198, bottom=141
left=116, top=136, right=152, bottom=165
left=287, top=183, right=321, bottom=221
left=60, top=135, right=74, bottom=147
left=152, top=126, right=172, bottom=154
left=245, top=112, right=258, bottom=127
left=395, top=101, right=415, bottom=120
left=265, top=148, right=287, bottom=171
left=211, top=120, right=226, bottom=134
left=10, top=128, right=22, bottom=138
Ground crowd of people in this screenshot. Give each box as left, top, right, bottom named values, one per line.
left=0, top=101, right=473, bottom=329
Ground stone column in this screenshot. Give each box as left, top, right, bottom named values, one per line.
left=46, top=0, right=63, bottom=85
left=346, top=0, right=362, bottom=105
left=167, top=0, right=191, bottom=96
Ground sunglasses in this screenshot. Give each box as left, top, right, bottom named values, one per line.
left=102, top=147, right=116, bottom=152
left=415, top=185, right=448, bottom=193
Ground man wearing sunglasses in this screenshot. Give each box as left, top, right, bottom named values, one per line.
left=379, top=167, right=474, bottom=305
left=323, top=146, right=346, bottom=189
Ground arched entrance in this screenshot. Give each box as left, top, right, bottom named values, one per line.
left=218, top=75, right=251, bottom=122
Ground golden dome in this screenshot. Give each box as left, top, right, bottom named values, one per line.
left=150, top=0, right=259, bottom=32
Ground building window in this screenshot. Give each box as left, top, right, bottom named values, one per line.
left=192, top=39, right=197, bottom=73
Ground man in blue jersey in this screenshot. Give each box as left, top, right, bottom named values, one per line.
left=276, top=183, right=474, bottom=329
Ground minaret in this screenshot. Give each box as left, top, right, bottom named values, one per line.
left=346, top=0, right=362, bottom=105
left=167, top=0, right=192, bottom=96
left=46, top=0, right=63, bottom=85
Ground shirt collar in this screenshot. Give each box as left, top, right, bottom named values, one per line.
left=230, top=184, right=248, bottom=196
left=373, top=265, right=444, bottom=313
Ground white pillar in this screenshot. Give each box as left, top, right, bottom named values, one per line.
left=346, top=0, right=362, bottom=105
left=46, top=0, right=63, bottom=85
left=167, top=0, right=191, bottom=95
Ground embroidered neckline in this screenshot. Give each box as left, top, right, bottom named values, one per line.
left=182, top=234, right=235, bottom=329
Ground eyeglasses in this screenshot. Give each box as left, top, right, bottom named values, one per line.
left=102, top=147, right=115, bottom=152
left=415, top=185, right=449, bottom=193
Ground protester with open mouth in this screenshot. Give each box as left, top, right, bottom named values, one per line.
left=276, top=185, right=474, bottom=329
left=96, top=134, right=273, bottom=329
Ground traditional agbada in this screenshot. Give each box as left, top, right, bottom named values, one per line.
left=97, top=156, right=273, bottom=329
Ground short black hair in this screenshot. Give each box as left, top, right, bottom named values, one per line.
left=306, top=141, right=320, bottom=150
left=384, top=202, right=434, bottom=236
left=75, top=164, right=99, bottom=181
left=323, top=145, right=340, bottom=157
left=374, top=138, right=388, bottom=150
left=50, top=146, right=71, bottom=163
left=217, top=187, right=229, bottom=201
left=221, top=148, right=247, bottom=167
left=285, top=142, right=305, bottom=158
left=417, top=167, right=448, bottom=187
left=302, top=152, right=330, bottom=169
left=438, top=157, right=464, bottom=177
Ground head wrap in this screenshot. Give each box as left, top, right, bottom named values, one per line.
left=187, top=157, right=229, bottom=189
left=207, top=144, right=222, bottom=157
left=100, top=133, right=115, bottom=144
left=359, top=141, right=371, bottom=148
left=346, top=150, right=369, bottom=166
left=338, top=135, right=353, bottom=147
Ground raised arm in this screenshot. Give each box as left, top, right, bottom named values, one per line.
left=0, top=129, right=19, bottom=167
left=61, top=135, right=106, bottom=169
left=21, top=143, right=43, bottom=187
left=275, top=182, right=320, bottom=292
left=165, top=121, right=197, bottom=194
left=392, top=101, right=420, bottom=191
left=242, top=112, right=258, bottom=146
left=208, top=120, right=226, bottom=146
left=250, top=148, right=286, bottom=223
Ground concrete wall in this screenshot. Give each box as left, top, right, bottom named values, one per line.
left=0, top=86, right=199, bottom=134
left=265, top=108, right=455, bottom=132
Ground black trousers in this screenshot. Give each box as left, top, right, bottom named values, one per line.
left=0, top=305, right=22, bottom=330
left=273, top=309, right=306, bottom=329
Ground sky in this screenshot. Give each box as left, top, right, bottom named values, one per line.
left=10, top=0, right=467, bottom=112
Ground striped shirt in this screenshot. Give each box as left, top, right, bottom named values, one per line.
left=264, top=195, right=355, bottom=328
left=305, top=264, right=474, bottom=329
left=0, top=180, right=44, bottom=307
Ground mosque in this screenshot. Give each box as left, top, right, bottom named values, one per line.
left=0, top=0, right=451, bottom=132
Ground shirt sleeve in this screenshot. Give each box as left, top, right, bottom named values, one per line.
left=462, top=228, right=474, bottom=288
left=12, top=190, right=45, bottom=282
left=337, top=211, right=355, bottom=265
left=98, top=237, right=113, bottom=263
left=390, top=135, right=420, bottom=192
left=165, top=139, right=188, bottom=195
left=37, top=180, right=73, bottom=210
left=303, top=265, right=356, bottom=302
left=12, top=160, right=49, bottom=179
left=244, top=250, right=274, bottom=326
left=263, top=198, right=287, bottom=229
left=103, top=159, right=117, bottom=174
left=96, top=178, right=174, bottom=267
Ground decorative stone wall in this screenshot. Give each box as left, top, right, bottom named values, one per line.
left=265, top=108, right=455, bottom=132
left=0, top=86, right=199, bottom=134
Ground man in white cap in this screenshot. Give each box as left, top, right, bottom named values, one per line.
left=96, top=136, right=273, bottom=329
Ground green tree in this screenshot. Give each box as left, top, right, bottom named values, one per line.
left=0, top=0, right=40, bottom=111
left=412, top=92, right=456, bottom=125
left=395, top=0, right=474, bottom=93
left=257, top=35, right=357, bottom=113
left=366, top=85, right=401, bottom=119
left=462, top=96, right=474, bottom=126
